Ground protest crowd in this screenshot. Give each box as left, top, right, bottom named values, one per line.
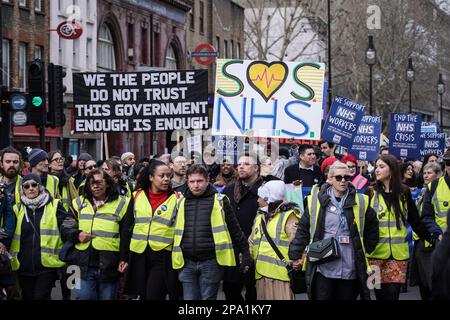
left=0, top=139, right=449, bottom=301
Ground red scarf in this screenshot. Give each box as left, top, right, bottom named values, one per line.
left=148, top=188, right=168, bottom=212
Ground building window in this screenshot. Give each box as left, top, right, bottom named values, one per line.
left=86, top=0, right=91, bottom=19
left=199, top=1, right=205, bottom=34
left=231, top=40, right=234, bottom=58
left=224, top=40, right=228, bottom=58
left=58, top=37, right=63, bottom=64
left=97, top=23, right=116, bottom=71
left=34, top=46, right=42, bottom=60
left=165, top=44, right=178, bottom=70
left=19, top=43, right=27, bottom=91
left=127, top=23, right=134, bottom=62
left=215, top=36, right=220, bottom=58
left=35, top=0, right=41, bottom=12
left=2, top=39, right=10, bottom=89
left=19, top=0, right=26, bottom=7
left=141, top=28, right=148, bottom=65
left=237, top=42, right=241, bottom=59
left=86, top=38, right=92, bottom=67
left=189, top=2, right=195, bottom=30
left=73, top=39, right=79, bottom=67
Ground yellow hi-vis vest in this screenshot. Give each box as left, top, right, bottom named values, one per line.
left=44, top=175, right=60, bottom=199
left=0, top=175, right=22, bottom=205
left=304, top=187, right=370, bottom=272
left=367, top=192, right=409, bottom=260
left=172, top=193, right=236, bottom=269
left=73, top=195, right=130, bottom=252
left=130, top=190, right=182, bottom=253
left=57, top=176, right=78, bottom=211
left=10, top=199, right=65, bottom=271
left=251, top=209, right=300, bottom=281
left=430, top=176, right=449, bottom=233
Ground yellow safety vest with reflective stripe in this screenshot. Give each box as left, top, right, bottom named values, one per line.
left=72, top=195, right=130, bottom=252
left=413, top=187, right=432, bottom=247
left=10, top=199, right=65, bottom=271
left=0, top=175, right=21, bottom=205
left=367, top=192, right=409, bottom=260
left=429, top=176, right=449, bottom=232
left=44, top=175, right=60, bottom=199
left=130, top=191, right=182, bottom=253
left=251, top=209, right=300, bottom=281
left=304, top=187, right=370, bottom=272
left=56, top=176, right=78, bottom=211
left=172, top=193, right=236, bottom=269
left=78, top=179, right=86, bottom=195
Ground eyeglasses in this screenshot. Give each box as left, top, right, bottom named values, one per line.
left=85, top=165, right=97, bottom=170
left=347, top=165, right=356, bottom=169
left=333, top=175, right=352, bottom=182
left=23, top=182, right=38, bottom=190
left=51, top=157, right=65, bottom=163
left=90, top=180, right=105, bottom=187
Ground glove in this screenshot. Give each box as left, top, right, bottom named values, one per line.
left=239, top=253, right=253, bottom=273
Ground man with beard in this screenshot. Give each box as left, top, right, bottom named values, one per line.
left=0, top=147, right=23, bottom=205
left=221, top=154, right=263, bottom=300
left=170, top=155, right=188, bottom=194
left=28, top=148, right=60, bottom=199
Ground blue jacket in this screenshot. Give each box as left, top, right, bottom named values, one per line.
left=0, top=191, right=15, bottom=248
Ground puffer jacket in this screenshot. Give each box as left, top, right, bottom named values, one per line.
left=181, top=184, right=249, bottom=263
left=288, top=183, right=379, bottom=300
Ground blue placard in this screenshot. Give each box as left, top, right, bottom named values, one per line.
left=321, top=95, right=366, bottom=148
left=349, top=115, right=381, bottom=161
left=389, top=113, right=422, bottom=160
left=419, top=122, right=445, bottom=161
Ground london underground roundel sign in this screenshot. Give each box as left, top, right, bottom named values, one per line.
left=57, top=20, right=83, bottom=40
left=192, top=43, right=217, bottom=65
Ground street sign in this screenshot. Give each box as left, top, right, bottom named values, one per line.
left=11, top=94, right=27, bottom=110
left=57, top=20, right=83, bottom=40
left=12, top=111, right=27, bottom=126
left=192, top=43, right=217, bottom=65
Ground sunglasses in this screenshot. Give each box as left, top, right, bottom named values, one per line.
left=85, top=165, right=97, bottom=170
left=23, top=182, right=38, bottom=190
left=333, top=175, right=352, bottom=182
left=51, top=157, right=65, bottom=163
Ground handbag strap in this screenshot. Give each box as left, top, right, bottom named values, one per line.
left=260, top=217, right=285, bottom=262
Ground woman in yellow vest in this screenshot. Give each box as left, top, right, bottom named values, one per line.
left=122, top=159, right=182, bottom=300
left=71, top=169, right=131, bottom=300
left=367, top=155, right=434, bottom=300
left=410, top=161, right=442, bottom=300
left=249, top=180, right=300, bottom=300
left=10, top=173, right=68, bottom=300
left=48, top=151, right=78, bottom=212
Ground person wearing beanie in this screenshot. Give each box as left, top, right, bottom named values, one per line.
left=29, top=149, right=60, bottom=200
left=342, top=154, right=368, bottom=193
left=72, top=153, right=93, bottom=189
left=9, top=173, right=72, bottom=300
left=121, top=152, right=135, bottom=178
left=249, top=180, right=301, bottom=300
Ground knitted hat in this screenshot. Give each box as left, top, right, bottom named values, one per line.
left=21, top=173, right=42, bottom=186
left=28, top=148, right=48, bottom=167
left=78, top=153, right=93, bottom=162
left=258, top=180, right=286, bottom=204
left=121, top=152, right=134, bottom=162
left=321, top=157, right=338, bottom=174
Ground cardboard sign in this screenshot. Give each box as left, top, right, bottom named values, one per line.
left=73, top=70, right=208, bottom=132
left=212, top=59, right=325, bottom=139
left=349, top=116, right=381, bottom=161
left=321, top=96, right=366, bottom=148
left=389, top=113, right=422, bottom=160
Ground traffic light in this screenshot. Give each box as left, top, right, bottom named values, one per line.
left=48, top=63, right=67, bottom=127
left=27, top=59, right=46, bottom=126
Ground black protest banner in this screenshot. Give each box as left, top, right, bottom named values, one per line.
left=73, top=70, right=208, bottom=132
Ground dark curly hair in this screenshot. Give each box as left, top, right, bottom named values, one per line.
left=82, top=168, right=118, bottom=201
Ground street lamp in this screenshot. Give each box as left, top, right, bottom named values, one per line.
left=406, top=57, right=415, bottom=114
left=438, top=73, right=445, bottom=128
left=326, top=0, right=332, bottom=115
left=366, top=35, right=376, bottom=115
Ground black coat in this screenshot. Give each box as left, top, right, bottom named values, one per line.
left=222, top=177, right=263, bottom=284
left=283, top=164, right=322, bottom=186
left=432, top=209, right=450, bottom=300
left=181, top=184, right=249, bottom=262
left=288, top=183, right=379, bottom=300
left=17, top=196, right=69, bottom=275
